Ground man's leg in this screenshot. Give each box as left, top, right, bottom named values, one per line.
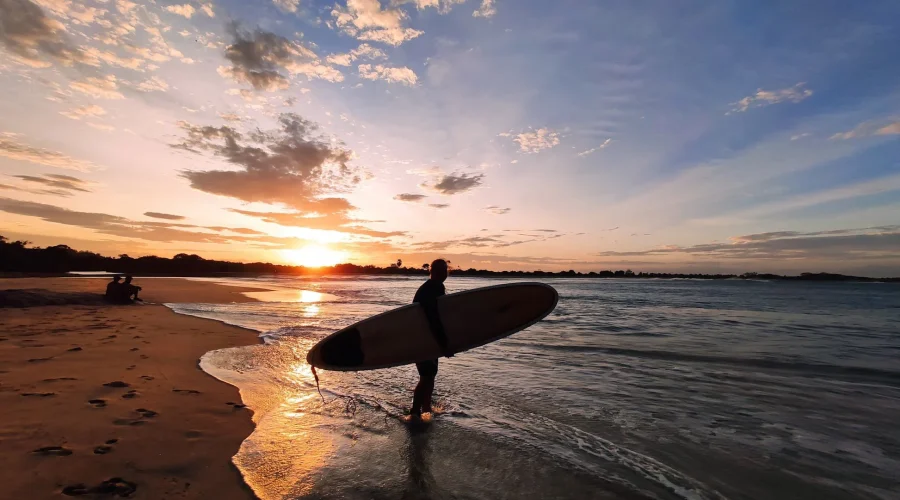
left=412, top=360, right=438, bottom=415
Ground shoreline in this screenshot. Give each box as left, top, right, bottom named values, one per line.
left=0, top=277, right=271, bottom=499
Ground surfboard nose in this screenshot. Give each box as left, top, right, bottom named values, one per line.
left=318, top=327, right=365, bottom=367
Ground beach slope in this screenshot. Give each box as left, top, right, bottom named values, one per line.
left=0, top=278, right=266, bottom=499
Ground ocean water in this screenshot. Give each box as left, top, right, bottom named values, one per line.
left=167, top=277, right=900, bottom=500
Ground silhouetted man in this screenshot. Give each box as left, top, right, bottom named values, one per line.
left=105, top=275, right=123, bottom=301
left=123, top=275, right=142, bottom=302
left=411, top=259, right=453, bottom=417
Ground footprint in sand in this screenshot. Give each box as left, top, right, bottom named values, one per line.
left=135, top=408, right=158, bottom=418
left=129, top=348, right=139, bottom=352
left=88, top=399, right=107, bottom=408
left=103, top=381, right=130, bottom=388
left=122, top=390, right=139, bottom=399
left=225, top=402, right=247, bottom=409
left=112, top=418, right=145, bottom=426
left=27, top=357, right=54, bottom=363
left=105, top=439, right=118, bottom=444
left=125, top=365, right=136, bottom=371
left=67, top=347, right=83, bottom=352
left=62, top=477, right=137, bottom=497
left=43, top=377, right=78, bottom=382
left=139, top=355, right=149, bottom=360
left=93, top=445, right=113, bottom=455
left=172, top=389, right=201, bottom=395
left=32, top=446, right=72, bottom=456
left=21, top=392, right=56, bottom=397
left=139, top=375, right=154, bottom=381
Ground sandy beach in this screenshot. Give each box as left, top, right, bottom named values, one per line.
left=0, top=277, right=268, bottom=499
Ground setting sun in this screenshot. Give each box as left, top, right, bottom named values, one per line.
left=280, top=245, right=346, bottom=268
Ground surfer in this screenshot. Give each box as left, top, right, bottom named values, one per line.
left=411, top=258, right=452, bottom=417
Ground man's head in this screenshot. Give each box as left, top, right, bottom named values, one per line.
left=430, top=259, right=449, bottom=282
left=124, top=276, right=133, bottom=283
left=113, top=275, right=122, bottom=282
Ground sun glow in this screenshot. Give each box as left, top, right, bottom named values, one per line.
left=281, top=245, right=347, bottom=267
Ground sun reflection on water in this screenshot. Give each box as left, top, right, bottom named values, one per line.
left=297, top=290, right=323, bottom=303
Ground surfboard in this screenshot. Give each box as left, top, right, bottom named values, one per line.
left=306, top=282, right=558, bottom=371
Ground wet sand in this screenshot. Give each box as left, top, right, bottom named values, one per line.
left=0, top=278, right=268, bottom=499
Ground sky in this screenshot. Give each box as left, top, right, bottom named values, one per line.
left=0, top=0, right=899, bottom=275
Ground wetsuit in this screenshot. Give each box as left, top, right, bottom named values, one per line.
left=413, top=278, right=448, bottom=378
left=411, top=278, right=449, bottom=413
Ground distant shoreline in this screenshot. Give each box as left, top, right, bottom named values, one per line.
left=0, top=271, right=897, bottom=283
left=2, top=236, right=897, bottom=282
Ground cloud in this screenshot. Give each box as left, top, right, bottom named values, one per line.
left=6, top=173, right=91, bottom=197
left=394, top=193, right=426, bottom=202
left=0, top=133, right=98, bottom=171
left=82, top=47, right=146, bottom=70
left=326, top=43, right=386, bottom=66
left=144, top=211, right=185, bottom=220
left=877, top=122, right=900, bottom=135
left=70, top=75, right=124, bottom=99
left=429, top=203, right=449, bottom=209
left=165, top=4, right=195, bottom=18
left=31, top=0, right=107, bottom=25
left=728, top=83, right=813, bottom=114
left=60, top=105, right=106, bottom=120
left=413, top=236, right=503, bottom=250
left=330, top=0, right=423, bottom=46
left=484, top=205, right=510, bottom=214
left=218, top=112, right=242, bottom=122
left=173, top=112, right=370, bottom=236
left=86, top=122, right=115, bottom=132
left=508, top=128, right=560, bottom=153
left=272, top=0, right=300, bottom=13
left=790, top=133, right=811, bottom=141
left=135, top=75, right=169, bottom=92
left=406, top=0, right=465, bottom=14
left=595, top=226, right=900, bottom=261
left=834, top=120, right=900, bottom=140
left=472, top=0, right=496, bottom=18
left=220, top=25, right=343, bottom=90
left=577, top=138, right=612, bottom=157
left=0, top=197, right=293, bottom=244
left=230, top=208, right=407, bottom=238
left=421, top=172, right=484, bottom=195
left=358, top=63, right=418, bottom=85
left=0, top=0, right=87, bottom=68
left=410, top=231, right=558, bottom=251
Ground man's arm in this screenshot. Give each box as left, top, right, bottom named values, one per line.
left=421, top=298, right=452, bottom=357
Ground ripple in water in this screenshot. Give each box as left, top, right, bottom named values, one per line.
left=172, top=277, right=900, bottom=500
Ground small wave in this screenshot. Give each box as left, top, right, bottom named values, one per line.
left=164, top=303, right=263, bottom=334
left=526, top=344, right=900, bottom=384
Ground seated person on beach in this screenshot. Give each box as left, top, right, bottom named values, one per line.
left=122, top=276, right=142, bottom=302
left=105, top=275, right=123, bottom=301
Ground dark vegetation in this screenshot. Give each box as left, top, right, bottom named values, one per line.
left=2, top=236, right=897, bottom=282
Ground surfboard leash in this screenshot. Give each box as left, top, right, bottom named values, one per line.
left=310, top=365, right=326, bottom=404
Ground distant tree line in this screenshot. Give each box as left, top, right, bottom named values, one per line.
left=1, top=236, right=897, bottom=282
